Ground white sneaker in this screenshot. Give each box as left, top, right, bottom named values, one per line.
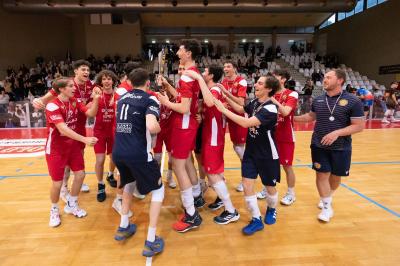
left=60, top=187, right=70, bottom=203
left=280, top=193, right=296, bottom=206
left=80, top=183, right=90, bottom=192
left=256, top=187, right=267, bottom=199
left=112, top=198, right=133, bottom=217
left=318, top=200, right=323, bottom=209
left=167, top=174, right=177, bottom=189
left=133, top=185, right=145, bottom=199
left=235, top=182, right=244, bottom=192
left=318, top=207, right=334, bottom=222
left=381, top=118, right=390, bottom=124
left=49, top=208, right=61, bottom=227
left=64, top=202, right=87, bottom=218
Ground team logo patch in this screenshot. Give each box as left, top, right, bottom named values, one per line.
left=313, top=162, right=321, bottom=169
left=72, top=101, right=76, bottom=108
left=339, top=99, right=348, bottom=106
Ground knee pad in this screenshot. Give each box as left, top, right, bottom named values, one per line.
left=151, top=184, right=165, bottom=202
left=233, top=145, right=245, bottom=160
left=123, top=181, right=136, bottom=194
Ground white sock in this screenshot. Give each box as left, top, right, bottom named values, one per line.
left=181, top=187, right=195, bottom=216
left=213, top=181, right=235, bottom=213
left=287, top=187, right=295, bottom=196
left=266, top=190, right=278, bottom=209
left=51, top=203, right=58, bottom=209
left=116, top=194, right=122, bottom=200
left=192, top=180, right=202, bottom=198
left=245, top=195, right=261, bottom=218
left=321, top=196, right=332, bottom=209
left=98, top=180, right=105, bottom=185
left=68, top=196, right=78, bottom=207
left=147, top=226, right=156, bottom=242
left=167, top=170, right=172, bottom=179
left=120, top=214, right=129, bottom=228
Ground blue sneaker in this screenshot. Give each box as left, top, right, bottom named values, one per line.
left=142, top=236, right=165, bottom=257
left=264, top=207, right=277, bottom=225
left=242, top=217, right=264, bottom=235
left=114, top=223, right=137, bottom=241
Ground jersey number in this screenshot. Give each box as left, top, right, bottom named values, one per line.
left=120, top=104, right=129, bottom=120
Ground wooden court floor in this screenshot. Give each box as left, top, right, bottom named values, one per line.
left=1, top=129, right=399, bottom=265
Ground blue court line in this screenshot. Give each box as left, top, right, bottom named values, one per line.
left=340, top=183, right=400, bottom=218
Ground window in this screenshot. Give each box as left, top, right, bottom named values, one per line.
left=319, top=14, right=336, bottom=29
left=367, top=0, right=377, bottom=8
left=354, top=0, right=364, bottom=14
left=338, top=12, right=346, bottom=21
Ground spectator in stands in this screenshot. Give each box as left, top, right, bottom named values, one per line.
left=15, top=104, right=27, bottom=127
left=303, top=78, right=314, bottom=96
left=32, top=107, right=44, bottom=127
left=5, top=102, right=18, bottom=128
left=0, top=88, right=10, bottom=113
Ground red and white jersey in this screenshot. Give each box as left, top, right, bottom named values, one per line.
left=50, top=79, right=93, bottom=134
left=170, top=66, right=200, bottom=130
left=202, top=86, right=226, bottom=147
left=115, top=81, right=133, bottom=101
left=221, top=76, right=247, bottom=115
left=45, top=97, right=88, bottom=155
left=94, top=91, right=116, bottom=138
left=159, top=103, right=173, bottom=129
left=274, top=89, right=298, bottom=143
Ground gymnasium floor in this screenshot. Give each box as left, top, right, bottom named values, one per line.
left=1, top=121, right=399, bottom=265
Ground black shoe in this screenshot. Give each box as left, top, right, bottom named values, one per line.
left=214, top=209, right=240, bottom=225
left=106, top=174, right=117, bottom=188
left=97, top=183, right=106, bottom=202
left=208, top=197, right=224, bottom=211
left=194, top=194, right=206, bottom=208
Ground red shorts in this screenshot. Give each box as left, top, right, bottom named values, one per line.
left=276, top=141, right=295, bottom=166
left=170, top=127, right=197, bottom=159
left=201, top=144, right=224, bottom=174
left=94, top=134, right=114, bottom=154
left=46, top=144, right=85, bottom=181
left=154, top=127, right=171, bottom=153
left=228, top=121, right=247, bottom=145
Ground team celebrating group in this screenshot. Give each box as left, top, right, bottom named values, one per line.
left=32, top=39, right=365, bottom=258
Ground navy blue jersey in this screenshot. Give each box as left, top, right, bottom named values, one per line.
left=243, top=99, right=279, bottom=159
left=113, top=89, right=160, bottom=162
left=311, top=90, right=364, bottom=151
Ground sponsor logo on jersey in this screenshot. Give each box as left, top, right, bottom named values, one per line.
left=116, top=123, right=132, bottom=133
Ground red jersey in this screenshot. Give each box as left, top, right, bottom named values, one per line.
left=115, top=81, right=133, bottom=101
left=170, top=66, right=200, bottom=130
left=45, top=97, right=88, bottom=155
left=274, top=89, right=298, bottom=143
left=221, top=76, right=247, bottom=112
left=202, top=86, right=226, bottom=147
left=94, top=91, right=116, bottom=137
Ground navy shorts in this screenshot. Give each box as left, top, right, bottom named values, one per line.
left=113, top=158, right=162, bottom=195
left=194, top=122, right=203, bottom=154
left=311, top=145, right=352, bottom=176
left=242, top=155, right=281, bottom=187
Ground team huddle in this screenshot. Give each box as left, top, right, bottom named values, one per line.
left=33, top=40, right=364, bottom=258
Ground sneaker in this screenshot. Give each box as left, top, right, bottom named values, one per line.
left=236, top=182, right=244, bottom=192
left=208, top=197, right=224, bottom=211
left=49, top=208, right=61, bottom=227
left=60, top=187, right=69, bottom=204
left=194, top=194, right=206, bottom=208
left=114, top=223, right=137, bottom=241
left=381, top=118, right=390, bottom=123
left=214, top=209, right=240, bottom=225
left=167, top=174, right=177, bottom=189
left=318, top=200, right=323, bottom=209
left=242, top=217, right=264, bottom=235
left=172, top=210, right=202, bottom=233
left=97, top=183, right=106, bottom=202
left=318, top=207, right=334, bottom=222
left=112, top=198, right=133, bottom=217
left=264, top=207, right=277, bottom=225
left=280, top=193, right=296, bottom=206
left=80, top=183, right=90, bottom=192
left=106, top=173, right=117, bottom=188
left=64, top=202, right=87, bottom=218
left=256, top=188, right=267, bottom=199
left=142, top=236, right=165, bottom=257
